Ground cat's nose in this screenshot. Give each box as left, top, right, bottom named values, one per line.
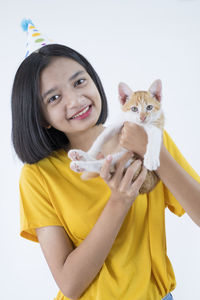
left=140, top=115, right=146, bottom=122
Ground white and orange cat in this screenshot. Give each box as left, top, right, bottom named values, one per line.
left=68, top=79, right=164, bottom=193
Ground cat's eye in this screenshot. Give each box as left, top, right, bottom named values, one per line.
left=146, top=105, right=153, bottom=111
left=131, top=106, right=138, bottom=112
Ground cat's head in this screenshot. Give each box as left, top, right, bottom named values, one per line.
left=118, top=79, right=162, bottom=125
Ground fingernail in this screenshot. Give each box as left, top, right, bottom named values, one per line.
left=106, top=155, right=112, bottom=161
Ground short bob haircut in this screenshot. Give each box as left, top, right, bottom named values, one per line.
left=11, top=44, right=108, bottom=164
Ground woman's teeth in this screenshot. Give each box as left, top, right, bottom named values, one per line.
left=71, top=106, right=90, bottom=119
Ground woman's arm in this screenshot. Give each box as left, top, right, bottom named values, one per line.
left=119, top=122, right=200, bottom=226
left=156, top=143, right=200, bottom=226
left=37, top=199, right=131, bottom=300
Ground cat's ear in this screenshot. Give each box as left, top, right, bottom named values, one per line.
left=118, top=82, right=133, bottom=105
left=149, top=79, right=162, bottom=102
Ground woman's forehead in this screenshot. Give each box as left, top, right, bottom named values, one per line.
left=43, top=57, right=85, bottom=76
left=40, top=57, right=87, bottom=96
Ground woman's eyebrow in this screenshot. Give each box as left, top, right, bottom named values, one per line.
left=42, top=87, right=58, bottom=101
left=42, top=70, right=86, bottom=101
left=69, top=70, right=85, bottom=81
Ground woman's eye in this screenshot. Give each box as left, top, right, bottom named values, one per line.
left=48, top=95, right=60, bottom=103
left=146, top=105, right=153, bottom=111
left=74, top=78, right=86, bottom=87
left=131, top=106, right=138, bottom=112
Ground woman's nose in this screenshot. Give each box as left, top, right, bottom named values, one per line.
left=63, top=90, right=82, bottom=108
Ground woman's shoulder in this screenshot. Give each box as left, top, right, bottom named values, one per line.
left=20, top=148, right=69, bottom=178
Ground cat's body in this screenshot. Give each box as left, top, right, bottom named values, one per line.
left=68, top=80, right=164, bottom=194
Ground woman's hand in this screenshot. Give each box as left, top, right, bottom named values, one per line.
left=100, top=151, right=147, bottom=207
left=119, top=122, right=148, bottom=157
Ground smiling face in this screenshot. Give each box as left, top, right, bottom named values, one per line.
left=40, top=57, right=102, bottom=136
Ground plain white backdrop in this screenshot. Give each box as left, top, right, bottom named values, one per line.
left=1, top=0, right=200, bottom=299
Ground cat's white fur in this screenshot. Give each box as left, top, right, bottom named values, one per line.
left=68, top=79, right=164, bottom=174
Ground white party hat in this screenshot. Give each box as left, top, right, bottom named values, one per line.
left=21, top=18, right=54, bottom=58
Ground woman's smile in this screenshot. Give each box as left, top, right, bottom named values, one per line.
left=69, top=104, right=92, bottom=120
left=40, top=57, right=102, bottom=135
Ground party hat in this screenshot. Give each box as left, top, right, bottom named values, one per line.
left=21, top=18, right=54, bottom=58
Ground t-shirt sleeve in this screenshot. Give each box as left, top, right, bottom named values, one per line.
left=163, top=130, right=200, bottom=217
left=19, top=163, right=63, bottom=243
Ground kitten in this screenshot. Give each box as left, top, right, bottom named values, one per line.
left=68, top=79, right=164, bottom=194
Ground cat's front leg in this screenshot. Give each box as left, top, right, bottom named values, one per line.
left=87, top=121, right=124, bottom=158
left=143, top=126, right=162, bottom=171
left=70, top=149, right=129, bottom=173
left=70, top=158, right=105, bottom=173
left=68, top=149, right=96, bottom=162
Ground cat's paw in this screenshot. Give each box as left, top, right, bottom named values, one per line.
left=70, top=161, right=86, bottom=173
left=70, top=160, right=102, bottom=173
left=144, top=155, right=160, bottom=171
left=68, top=150, right=83, bottom=161
left=68, top=149, right=91, bottom=161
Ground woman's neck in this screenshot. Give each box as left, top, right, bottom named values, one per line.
left=66, top=124, right=106, bottom=152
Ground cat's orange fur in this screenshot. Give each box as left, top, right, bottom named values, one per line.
left=81, top=89, right=164, bottom=194
left=122, top=91, right=164, bottom=129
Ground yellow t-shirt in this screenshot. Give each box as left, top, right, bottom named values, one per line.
left=19, top=131, right=200, bottom=300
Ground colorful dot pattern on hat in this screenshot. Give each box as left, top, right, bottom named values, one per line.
left=32, top=33, right=40, bottom=37
left=25, top=51, right=29, bottom=58
left=35, top=38, right=45, bottom=43
left=21, top=18, right=54, bottom=58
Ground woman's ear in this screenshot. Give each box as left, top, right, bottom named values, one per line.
left=46, top=125, right=51, bottom=129
left=149, top=79, right=162, bottom=102
left=118, top=82, right=133, bottom=106
left=40, top=118, right=52, bottom=129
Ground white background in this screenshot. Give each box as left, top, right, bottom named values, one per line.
left=1, top=0, right=200, bottom=299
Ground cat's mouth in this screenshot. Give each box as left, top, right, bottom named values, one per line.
left=139, top=117, right=148, bottom=124
left=140, top=120, right=147, bottom=124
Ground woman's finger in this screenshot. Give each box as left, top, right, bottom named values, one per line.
left=100, top=155, right=113, bottom=181
left=110, top=151, right=133, bottom=187
left=129, top=166, right=147, bottom=195
left=119, top=159, right=142, bottom=191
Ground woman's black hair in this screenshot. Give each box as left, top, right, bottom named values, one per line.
left=11, top=44, right=108, bottom=164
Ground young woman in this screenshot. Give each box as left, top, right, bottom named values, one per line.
left=12, top=44, right=200, bottom=300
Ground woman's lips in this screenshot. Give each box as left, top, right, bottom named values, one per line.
left=69, top=105, right=92, bottom=120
